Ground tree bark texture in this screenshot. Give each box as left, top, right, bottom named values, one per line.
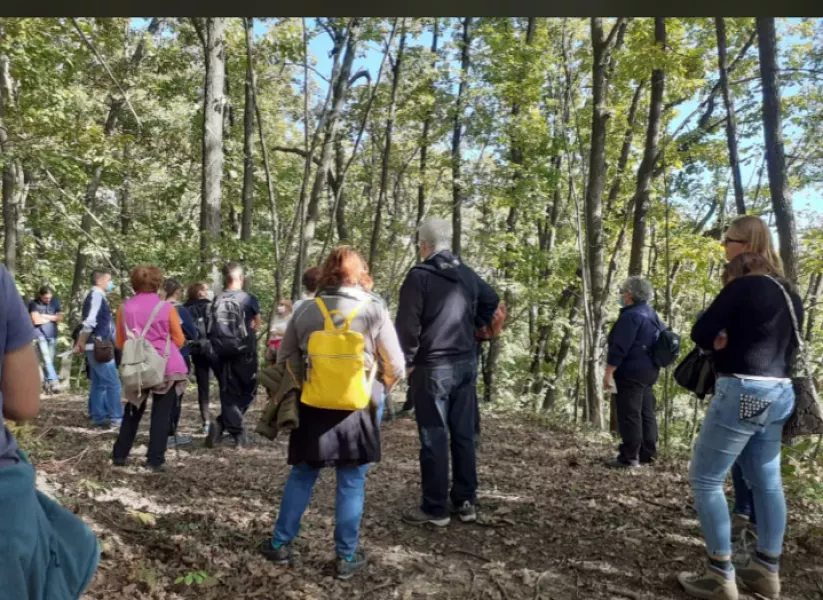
left=451, top=17, right=473, bottom=257
left=715, top=17, right=746, bottom=216
left=417, top=18, right=439, bottom=246
left=240, top=16, right=255, bottom=243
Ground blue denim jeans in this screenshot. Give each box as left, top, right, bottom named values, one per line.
left=85, top=351, right=124, bottom=425
left=689, top=377, right=794, bottom=557
left=36, top=338, right=59, bottom=382
left=272, top=463, right=370, bottom=558
left=411, top=358, right=478, bottom=518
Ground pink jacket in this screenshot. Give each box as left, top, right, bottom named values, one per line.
left=119, top=293, right=188, bottom=377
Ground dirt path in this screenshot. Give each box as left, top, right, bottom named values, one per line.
left=27, top=394, right=823, bottom=599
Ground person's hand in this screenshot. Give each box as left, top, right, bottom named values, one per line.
left=72, top=342, right=85, bottom=355
left=713, top=331, right=728, bottom=351
left=603, top=373, right=612, bottom=391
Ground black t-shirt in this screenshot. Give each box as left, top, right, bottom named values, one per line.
left=28, top=297, right=62, bottom=340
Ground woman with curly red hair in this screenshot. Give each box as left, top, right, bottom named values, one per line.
left=260, top=247, right=405, bottom=580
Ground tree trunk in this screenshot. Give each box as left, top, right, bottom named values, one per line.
left=756, top=17, right=798, bottom=284
left=334, top=139, right=349, bottom=242
left=584, top=18, right=625, bottom=428
left=417, top=18, right=439, bottom=245
left=296, top=20, right=361, bottom=289
left=200, top=18, right=226, bottom=290
left=715, top=18, right=746, bottom=216
left=368, top=19, right=406, bottom=270
left=805, top=272, right=821, bottom=343
left=544, top=289, right=583, bottom=410
left=605, top=79, right=645, bottom=216
left=240, top=16, right=255, bottom=243
left=628, top=18, right=666, bottom=277
left=451, top=17, right=473, bottom=256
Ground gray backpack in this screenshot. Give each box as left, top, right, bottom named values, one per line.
left=120, top=301, right=170, bottom=395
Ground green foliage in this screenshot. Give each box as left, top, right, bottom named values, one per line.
left=175, top=570, right=209, bottom=586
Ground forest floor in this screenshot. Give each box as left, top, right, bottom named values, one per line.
left=26, top=392, right=823, bottom=600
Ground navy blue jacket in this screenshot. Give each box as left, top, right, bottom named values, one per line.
left=81, top=289, right=113, bottom=342
left=607, top=301, right=662, bottom=383
left=172, top=302, right=198, bottom=361
left=396, top=251, right=499, bottom=367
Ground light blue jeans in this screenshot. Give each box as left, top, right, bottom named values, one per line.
left=689, top=377, right=794, bottom=558
left=85, top=351, right=124, bottom=426
left=36, top=338, right=59, bottom=382
left=272, top=463, right=370, bottom=558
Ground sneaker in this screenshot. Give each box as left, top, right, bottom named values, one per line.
left=604, top=457, right=640, bottom=469
left=335, top=551, right=368, bottom=581
left=110, top=419, right=122, bottom=429
left=260, top=540, right=293, bottom=565
left=402, top=507, right=450, bottom=527
left=736, top=555, right=780, bottom=599
left=205, top=419, right=224, bottom=448
left=167, top=434, right=193, bottom=449
left=49, top=381, right=63, bottom=393
left=448, top=500, right=477, bottom=523
left=678, top=564, right=738, bottom=600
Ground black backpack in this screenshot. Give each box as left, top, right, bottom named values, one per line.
left=186, top=302, right=211, bottom=357
left=650, top=320, right=682, bottom=368
left=208, top=292, right=250, bottom=357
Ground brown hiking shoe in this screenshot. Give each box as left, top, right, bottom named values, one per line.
left=678, top=564, right=739, bottom=600
left=737, top=556, right=780, bottom=599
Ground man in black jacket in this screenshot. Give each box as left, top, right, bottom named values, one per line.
left=397, top=218, right=499, bottom=527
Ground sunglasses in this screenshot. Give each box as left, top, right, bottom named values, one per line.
left=722, top=236, right=747, bottom=246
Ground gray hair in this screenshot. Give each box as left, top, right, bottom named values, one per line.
left=619, top=276, right=653, bottom=303
left=417, top=218, right=452, bottom=253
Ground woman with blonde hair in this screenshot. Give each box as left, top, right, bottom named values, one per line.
left=679, top=217, right=802, bottom=600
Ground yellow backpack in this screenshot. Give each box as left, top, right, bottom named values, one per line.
left=301, top=297, right=376, bottom=411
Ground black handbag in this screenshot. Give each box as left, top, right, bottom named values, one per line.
left=764, top=276, right=823, bottom=440
left=673, top=347, right=716, bottom=399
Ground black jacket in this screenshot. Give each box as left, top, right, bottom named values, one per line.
left=607, top=301, right=662, bottom=383
left=396, top=251, right=499, bottom=367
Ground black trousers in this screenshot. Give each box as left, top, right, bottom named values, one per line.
left=112, top=388, right=177, bottom=468
left=412, top=358, right=478, bottom=518
left=216, top=352, right=258, bottom=437
left=614, top=376, right=658, bottom=465
left=192, top=354, right=219, bottom=426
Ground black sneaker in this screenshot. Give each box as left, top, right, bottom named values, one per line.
left=205, top=419, right=224, bottom=448
left=402, top=507, right=450, bottom=527
left=448, top=499, right=477, bottom=523
left=335, top=551, right=368, bottom=581
left=604, top=457, right=640, bottom=469
left=260, top=540, right=293, bottom=565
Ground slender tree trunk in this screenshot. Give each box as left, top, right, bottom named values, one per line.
left=240, top=16, right=255, bottom=243
left=544, top=289, right=583, bottom=410
left=451, top=17, right=473, bottom=256
left=628, top=18, right=666, bottom=277
left=296, top=20, right=361, bottom=289
left=334, top=140, right=349, bottom=242
left=605, top=79, right=645, bottom=216
left=756, top=17, right=798, bottom=283
left=417, top=18, right=439, bottom=245
left=805, top=272, right=822, bottom=343
left=584, top=18, right=625, bottom=428
left=368, top=19, right=406, bottom=270
left=715, top=17, right=746, bottom=216
left=200, top=18, right=226, bottom=291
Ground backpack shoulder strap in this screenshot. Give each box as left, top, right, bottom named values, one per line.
left=140, top=301, right=167, bottom=339
left=342, top=299, right=370, bottom=332
left=314, top=297, right=336, bottom=331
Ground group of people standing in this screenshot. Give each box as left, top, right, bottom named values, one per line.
left=605, top=215, right=802, bottom=600
left=4, top=213, right=806, bottom=597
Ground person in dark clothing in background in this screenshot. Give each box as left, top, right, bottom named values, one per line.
left=205, top=262, right=261, bottom=449
left=604, top=276, right=662, bottom=469
left=163, top=279, right=197, bottom=448
left=29, top=284, right=63, bottom=393
left=184, top=281, right=219, bottom=433
left=397, top=217, right=499, bottom=527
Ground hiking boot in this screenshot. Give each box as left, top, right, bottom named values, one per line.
left=731, top=513, right=753, bottom=538
left=260, top=540, right=293, bottom=565
left=604, top=457, right=640, bottom=469
left=335, top=551, right=368, bottom=581
left=448, top=500, right=477, bottom=523
left=732, top=528, right=758, bottom=568
left=678, top=564, right=738, bottom=600
left=167, top=434, right=193, bottom=449
left=736, top=555, right=780, bottom=599
left=205, top=419, right=224, bottom=448
left=402, top=507, right=450, bottom=528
